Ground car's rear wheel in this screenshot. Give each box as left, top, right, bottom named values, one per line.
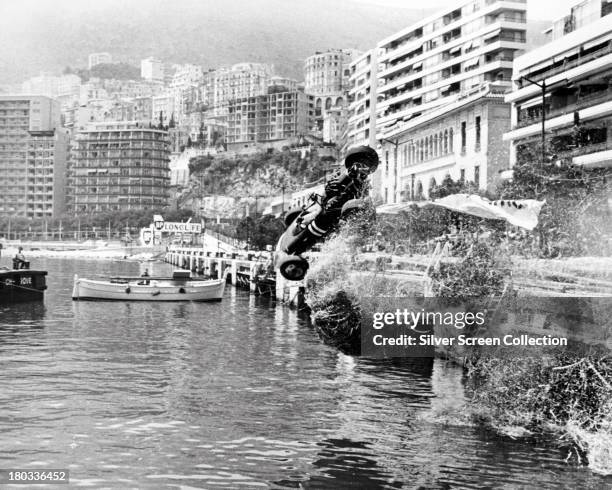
left=340, top=198, right=365, bottom=219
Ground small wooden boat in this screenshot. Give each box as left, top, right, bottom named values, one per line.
left=72, top=270, right=227, bottom=302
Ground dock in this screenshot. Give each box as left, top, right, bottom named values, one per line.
left=164, top=246, right=306, bottom=308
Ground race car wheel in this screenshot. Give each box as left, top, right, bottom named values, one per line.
left=340, top=199, right=365, bottom=219
left=284, top=207, right=302, bottom=228
left=278, top=255, right=309, bottom=281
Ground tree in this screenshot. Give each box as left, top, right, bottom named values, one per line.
left=235, top=215, right=284, bottom=250
left=158, top=111, right=164, bottom=130
left=498, top=149, right=611, bottom=257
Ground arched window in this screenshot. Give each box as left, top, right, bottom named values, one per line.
left=434, top=134, right=439, bottom=158
left=449, top=128, right=454, bottom=152
left=336, top=96, right=343, bottom=106
left=439, top=132, right=444, bottom=155
left=443, top=129, right=449, bottom=154
left=325, top=97, right=332, bottom=110
left=429, top=177, right=437, bottom=196
left=419, top=140, right=424, bottom=162
left=424, top=138, right=429, bottom=160
left=416, top=181, right=424, bottom=200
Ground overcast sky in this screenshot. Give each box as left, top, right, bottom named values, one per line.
left=1, top=0, right=581, bottom=21
left=351, top=0, right=578, bottom=20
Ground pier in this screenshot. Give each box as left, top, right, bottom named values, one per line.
left=164, top=246, right=306, bottom=308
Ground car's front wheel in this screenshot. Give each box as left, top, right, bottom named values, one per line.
left=277, top=254, right=309, bottom=281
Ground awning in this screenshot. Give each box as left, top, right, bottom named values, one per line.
left=464, top=57, right=480, bottom=68
left=582, top=37, right=608, bottom=51
left=450, top=46, right=462, bottom=54
left=519, top=96, right=546, bottom=109
left=483, top=29, right=501, bottom=41
left=439, top=84, right=452, bottom=92
left=412, top=61, right=422, bottom=69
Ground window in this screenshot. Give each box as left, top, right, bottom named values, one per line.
left=460, top=168, right=465, bottom=181
left=475, top=116, right=481, bottom=151
left=474, top=165, right=480, bottom=186
left=460, top=121, right=467, bottom=153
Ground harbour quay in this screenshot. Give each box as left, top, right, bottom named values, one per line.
left=164, top=246, right=306, bottom=307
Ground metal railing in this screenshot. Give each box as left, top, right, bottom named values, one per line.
left=516, top=87, right=612, bottom=128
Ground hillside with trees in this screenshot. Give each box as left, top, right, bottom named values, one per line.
left=188, top=149, right=339, bottom=197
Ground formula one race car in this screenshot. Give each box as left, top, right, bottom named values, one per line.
left=274, top=145, right=379, bottom=281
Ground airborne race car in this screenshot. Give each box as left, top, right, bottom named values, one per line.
left=274, top=146, right=380, bottom=281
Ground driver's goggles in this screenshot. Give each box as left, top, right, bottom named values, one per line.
left=352, top=162, right=372, bottom=173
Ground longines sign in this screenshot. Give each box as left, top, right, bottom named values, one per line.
left=152, top=216, right=201, bottom=233
left=162, top=222, right=202, bottom=233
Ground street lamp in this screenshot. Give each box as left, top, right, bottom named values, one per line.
left=520, top=76, right=547, bottom=164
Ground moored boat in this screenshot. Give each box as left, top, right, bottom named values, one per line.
left=0, top=268, right=47, bottom=303
left=72, top=270, right=227, bottom=302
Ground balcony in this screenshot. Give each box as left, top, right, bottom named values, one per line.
left=556, top=140, right=612, bottom=162
left=516, top=87, right=612, bottom=129
left=520, top=41, right=612, bottom=87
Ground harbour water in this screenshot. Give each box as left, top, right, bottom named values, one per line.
left=0, top=258, right=610, bottom=488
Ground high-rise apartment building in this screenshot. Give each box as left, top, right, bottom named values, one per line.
left=0, top=96, right=68, bottom=218
left=88, top=52, right=112, bottom=69
left=203, top=63, right=272, bottom=117
left=376, top=0, right=527, bottom=202
left=304, top=49, right=359, bottom=97
left=69, top=122, right=170, bottom=213
left=545, top=0, right=612, bottom=41
left=22, top=73, right=81, bottom=101
left=504, top=0, right=612, bottom=170
left=170, top=64, right=204, bottom=123
left=304, top=49, right=360, bottom=138
left=141, top=57, right=165, bottom=82
left=376, top=0, right=526, bottom=132
left=347, top=50, right=381, bottom=197
left=226, top=90, right=309, bottom=148
left=347, top=50, right=378, bottom=149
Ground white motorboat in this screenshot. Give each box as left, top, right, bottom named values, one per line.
left=72, top=270, right=227, bottom=302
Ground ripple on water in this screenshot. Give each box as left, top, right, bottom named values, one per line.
left=0, top=258, right=610, bottom=488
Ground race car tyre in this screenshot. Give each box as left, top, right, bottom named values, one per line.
left=340, top=198, right=365, bottom=219
left=284, top=207, right=302, bottom=228
left=278, top=254, right=309, bottom=281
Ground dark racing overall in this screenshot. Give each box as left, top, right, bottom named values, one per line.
left=275, top=145, right=379, bottom=281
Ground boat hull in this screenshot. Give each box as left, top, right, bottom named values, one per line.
left=0, top=270, right=47, bottom=303
left=72, top=277, right=226, bottom=302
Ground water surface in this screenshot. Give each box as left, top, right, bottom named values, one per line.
left=0, top=258, right=610, bottom=488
